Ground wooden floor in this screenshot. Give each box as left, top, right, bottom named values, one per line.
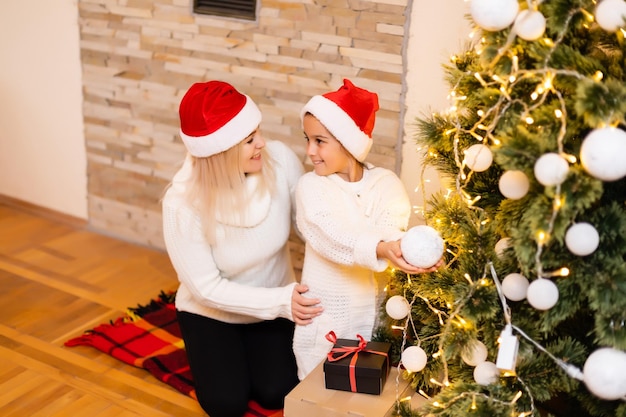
left=0, top=201, right=206, bottom=416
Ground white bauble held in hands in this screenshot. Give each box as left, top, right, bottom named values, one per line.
left=583, top=347, right=626, bottom=400
left=401, top=225, right=445, bottom=268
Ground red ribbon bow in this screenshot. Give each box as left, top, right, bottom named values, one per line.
left=325, top=331, right=389, bottom=393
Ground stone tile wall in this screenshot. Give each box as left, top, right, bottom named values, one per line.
left=79, top=0, right=409, bottom=256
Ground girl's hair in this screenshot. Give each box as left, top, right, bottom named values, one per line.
left=185, top=140, right=276, bottom=244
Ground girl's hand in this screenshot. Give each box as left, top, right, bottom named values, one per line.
left=377, top=240, right=444, bottom=274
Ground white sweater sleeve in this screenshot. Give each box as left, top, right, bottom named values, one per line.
left=162, top=199, right=297, bottom=321
left=295, top=170, right=411, bottom=272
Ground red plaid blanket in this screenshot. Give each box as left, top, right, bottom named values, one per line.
left=64, top=291, right=282, bottom=417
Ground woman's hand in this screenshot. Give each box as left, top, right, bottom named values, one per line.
left=376, top=240, right=444, bottom=275
left=291, top=284, right=323, bottom=325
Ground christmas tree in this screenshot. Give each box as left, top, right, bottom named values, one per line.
left=377, top=1, right=626, bottom=416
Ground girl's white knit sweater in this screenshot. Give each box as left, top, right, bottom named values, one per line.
left=292, top=165, right=411, bottom=379
left=162, top=140, right=304, bottom=324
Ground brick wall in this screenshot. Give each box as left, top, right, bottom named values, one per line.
left=79, top=0, right=409, bottom=253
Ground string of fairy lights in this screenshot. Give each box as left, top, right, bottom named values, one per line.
left=392, top=0, right=626, bottom=414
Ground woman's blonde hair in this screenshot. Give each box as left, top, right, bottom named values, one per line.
left=184, top=140, right=276, bottom=244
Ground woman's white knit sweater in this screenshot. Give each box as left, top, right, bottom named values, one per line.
left=162, top=140, right=304, bottom=324
left=292, top=165, right=411, bottom=379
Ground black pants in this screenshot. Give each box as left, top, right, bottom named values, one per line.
left=177, top=310, right=299, bottom=417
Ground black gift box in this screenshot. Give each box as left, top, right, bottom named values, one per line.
left=323, top=338, right=392, bottom=395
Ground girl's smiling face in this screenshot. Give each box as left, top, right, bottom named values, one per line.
left=303, top=114, right=357, bottom=181
left=240, top=128, right=265, bottom=174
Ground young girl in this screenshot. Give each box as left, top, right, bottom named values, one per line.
left=292, top=79, right=442, bottom=380
left=162, top=80, right=322, bottom=416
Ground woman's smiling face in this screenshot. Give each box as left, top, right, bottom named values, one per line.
left=240, top=128, right=265, bottom=174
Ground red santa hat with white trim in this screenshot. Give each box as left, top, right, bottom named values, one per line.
left=178, top=81, right=262, bottom=157
left=300, top=79, right=379, bottom=162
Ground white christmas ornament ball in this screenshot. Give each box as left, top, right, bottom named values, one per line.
left=495, top=237, right=512, bottom=258
left=513, top=9, right=547, bottom=41
left=534, top=152, right=570, bottom=186
left=473, top=361, right=499, bottom=385
left=464, top=144, right=493, bottom=172
left=470, top=0, right=520, bottom=31
left=583, top=347, right=626, bottom=400
left=502, top=273, right=530, bottom=302
left=526, top=279, right=559, bottom=310
left=565, top=222, right=600, bottom=256
left=401, top=225, right=445, bottom=268
left=499, top=170, right=530, bottom=199
left=401, top=346, right=428, bottom=372
left=580, top=127, right=626, bottom=181
left=462, top=340, right=489, bottom=367
left=595, top=0, right=626, bottom=32
left=385, top=295, right=411, bottom=320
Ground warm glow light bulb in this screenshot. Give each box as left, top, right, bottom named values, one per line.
left=536, top=230, right=547, bottom=245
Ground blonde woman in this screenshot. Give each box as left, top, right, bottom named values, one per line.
left=162, top=81, right=322, bottom=417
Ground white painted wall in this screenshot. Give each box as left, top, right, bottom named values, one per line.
left=402, top=0, right=471, bottom=226
left=0, top=0, right=87, bottom=219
